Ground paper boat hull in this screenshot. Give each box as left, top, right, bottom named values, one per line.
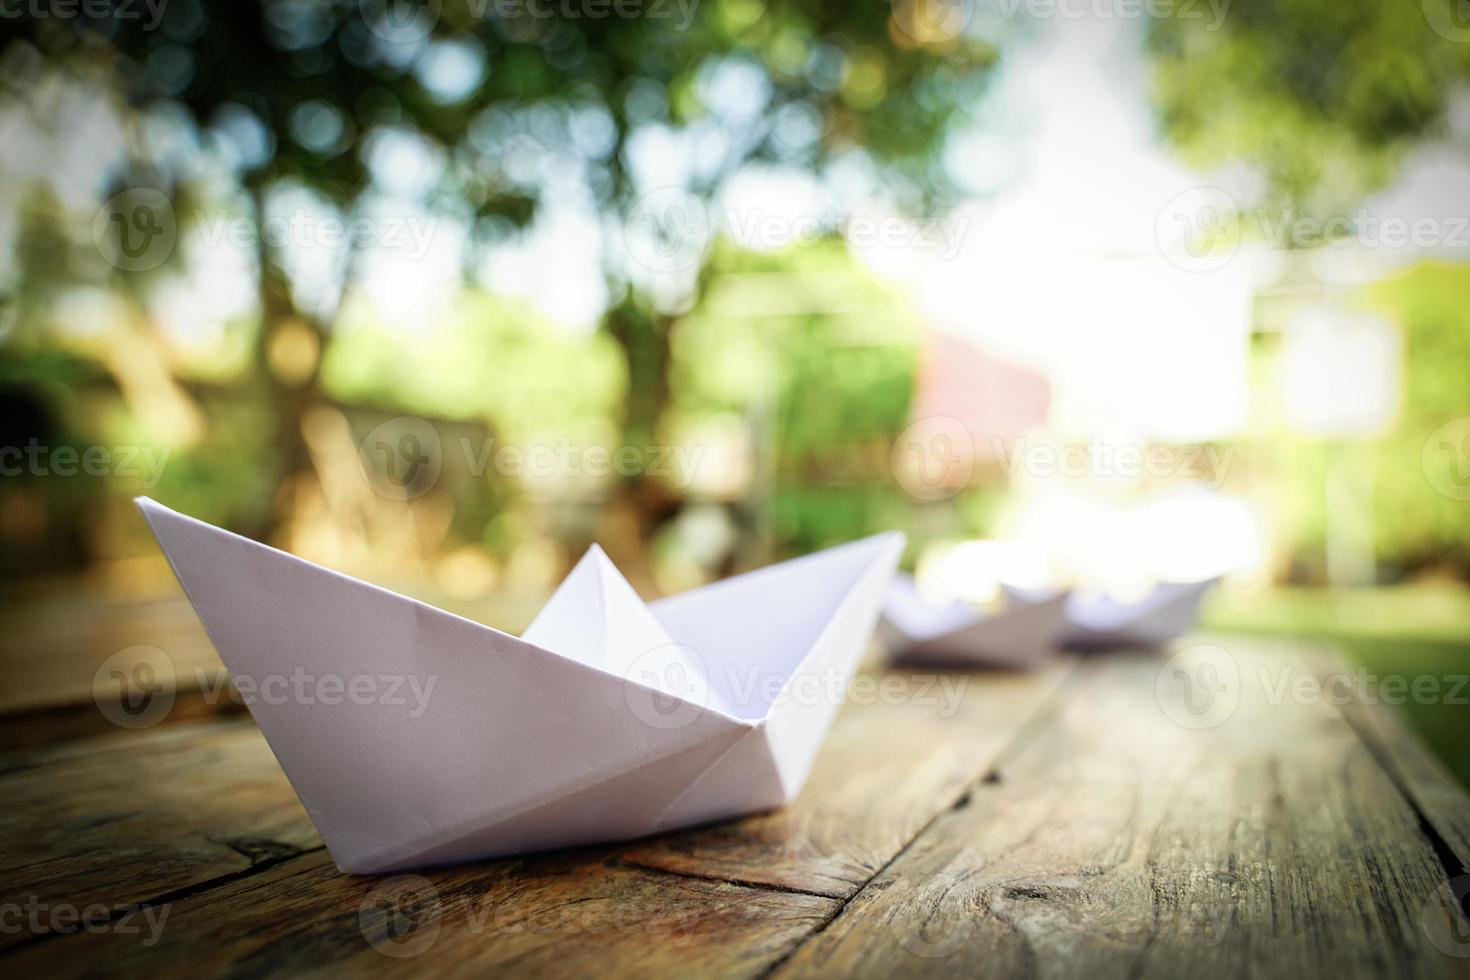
left=137, top=498, right=901, bottom=872
left=886, top=594, right=1070, bottom=669
left=1059, top=578, right=1219, bottom=649
left=880, top=574, right=1069, bottom=669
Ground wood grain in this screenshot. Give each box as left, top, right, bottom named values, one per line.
left=624, top=662, right=1074, bottom=897
left=0, top=662, right=1069, bottom=932
left=771, top=638, right=1470, bottom=979
left=4, top=627, right=1467, bottom=978
left=0, top=718, right=318, bottom=948
left=1330, top=663, right=1470, bottom=873
left=4, top=847, right=839, bottom=978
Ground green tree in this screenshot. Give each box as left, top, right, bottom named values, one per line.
left=2, top=0, right=997, bottom=543
left=1147, top=0, right=1470, bottom=216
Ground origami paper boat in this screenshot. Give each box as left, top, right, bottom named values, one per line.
left=879, top=573, right=1069, bottom=669
left=137, top=498, right=902, bottom=873
left=1006, top=577, right=1219, bottom=649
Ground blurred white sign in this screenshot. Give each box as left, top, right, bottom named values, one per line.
left=1281, top=309, right=1400, bottom=438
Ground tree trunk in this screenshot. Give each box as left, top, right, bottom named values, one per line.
left=250, top=234, right=326, bottom=544
left=602, top=299, right=678, bottom=569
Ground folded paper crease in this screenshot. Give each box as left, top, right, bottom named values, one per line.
left=136, top=497, right=902, bottom=873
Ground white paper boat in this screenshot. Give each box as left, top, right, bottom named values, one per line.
left=879, top=573, right=1069, bottom=669
left=137, top=497, right=903, bottom=874
left=1007, top=578, right=1219, bottom=649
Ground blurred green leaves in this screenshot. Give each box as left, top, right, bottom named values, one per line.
left=1148, top=0, right=1470, bottom=214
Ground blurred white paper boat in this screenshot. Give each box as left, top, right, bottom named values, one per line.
left=879, top=573, right=1069, bottom=669
left=1006, top=578, right=1219, bottom=649
left=137, top=497, right=903, bottom=874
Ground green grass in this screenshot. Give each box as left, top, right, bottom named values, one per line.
left=1202, top=585, right=1470, bottom=789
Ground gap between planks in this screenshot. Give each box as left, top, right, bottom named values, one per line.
left=757, top=638, right=1470, bottom=979
left=0, top=658, right=1087, bottom=966
left=1337, top=694, right=1470, bottom=887
left=751, top=656, right=1092, bottom=979
left=0, top=843, right=327, bottom=959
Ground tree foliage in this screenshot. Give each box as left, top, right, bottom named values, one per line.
left=1147, top=0, right=1470, bottom=214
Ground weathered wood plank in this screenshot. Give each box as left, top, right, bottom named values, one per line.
left=772, top=638, right=1470, bottom=979
left=0, top=586, right=219, bottom=717
left=10, top=633, right=1466, bottom=977
left=0, top=663, right=1067, bottom=929
left=1330, top=662, right=1470, bottom=873
left=5, top=848, right=839, bottom=978
left=0, top=717, right=319, bottom=948
left=624, top=662, right=1074, bottom=898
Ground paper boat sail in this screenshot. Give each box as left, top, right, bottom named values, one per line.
left=1004, top=578, right=1219, bottom=649
left=136, top=498, right=902, bottom=873
left=879, top=573, right=1069, bottom=669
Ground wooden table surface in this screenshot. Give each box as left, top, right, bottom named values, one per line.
left=3, top=587, right=1470, bottom=978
